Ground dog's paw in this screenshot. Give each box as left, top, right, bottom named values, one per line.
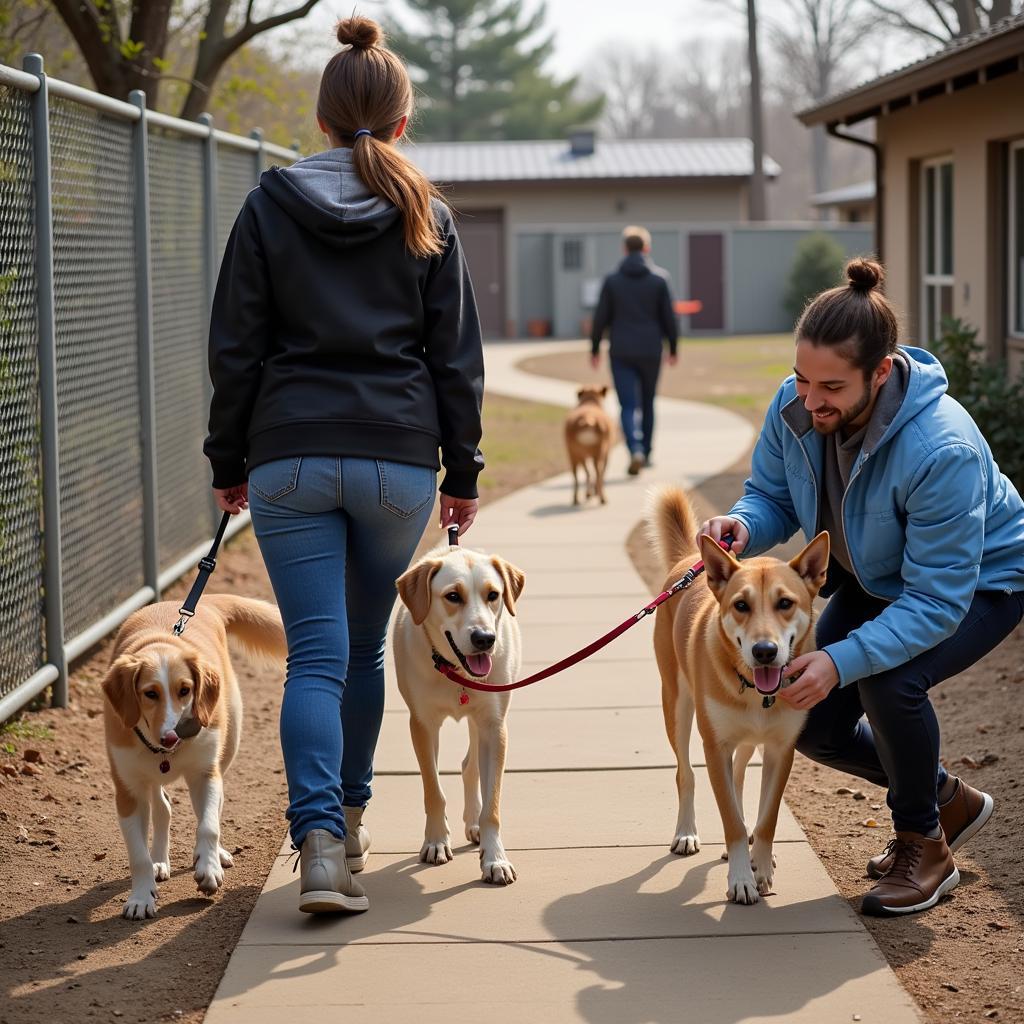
left=193, top=852, right=225, bottom=895
left=420, top=839, right=453, bottom=865
left=480, top=856, right=517, bottom=885
left=465, top=823, right=481, bottom=845
left=123, top=888, right=157, bottom=920
left=752, top=842, right=776, bottom=896
left=152, top=861, right=171, bottom=882
left=727, top=871, right=761, bottom=906
left=671, top=833, right=700, bottom=856
left=218, top=846, right=234, bottom=868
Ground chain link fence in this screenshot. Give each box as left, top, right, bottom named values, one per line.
left=0, top=57, right=299, bottom=720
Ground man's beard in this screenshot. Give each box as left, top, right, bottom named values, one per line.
left=811, top=380, right=873, bottom=435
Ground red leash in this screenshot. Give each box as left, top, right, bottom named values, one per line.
left=431, top=530, right=732, bottom=694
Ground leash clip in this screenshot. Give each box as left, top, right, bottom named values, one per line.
left=172, top=609, right=194, bottom=636
left=197, top=556, right=217, bottom=574
left=447, top=525, right=460, bottom=547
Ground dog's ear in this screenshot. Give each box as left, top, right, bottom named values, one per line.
left=185, top=653, right=221, bottom=728
left=491, top=556, right=526, bottom=615
left=396, top=558, right=443, bottom=625
left=698, top=533, right=741, bottom=598
left=102, top=655, right=143, bottom=729
left=789, top=531, right=830, bottom=594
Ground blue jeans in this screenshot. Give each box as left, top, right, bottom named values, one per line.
left=248, top=455, right=435, bottom=847
left=796, top=577, right=1024, bottom=834
left=610, top=356, right=660, bottom=457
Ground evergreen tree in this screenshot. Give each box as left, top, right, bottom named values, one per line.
left=386, top=0, right=603, bottom=141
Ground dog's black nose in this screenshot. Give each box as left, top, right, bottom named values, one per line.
left=752, top=641, right=779, bottom=665
left=470, top=629, right=495, bottom=652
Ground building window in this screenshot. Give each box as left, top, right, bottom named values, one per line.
left=562, top=239, right=582, bottom=271
left=1011, top=141, right=1024, bottom=339
left=920, top=157, right=954, bottom=346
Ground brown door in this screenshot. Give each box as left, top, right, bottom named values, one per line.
left=455, top=209, right=505, bottom=337
left=688, top=233, right=725, bottom=330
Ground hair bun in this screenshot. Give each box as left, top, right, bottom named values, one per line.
left=336, top=16, right=381, bottom=49
left=846, top=257, right=883, bottom=292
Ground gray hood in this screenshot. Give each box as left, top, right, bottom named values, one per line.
left=259, top=146, right=400, bottom=249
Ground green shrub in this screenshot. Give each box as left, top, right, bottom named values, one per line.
left=930, top=316, right=1024, bottom=491
left=784, top=232, right=849, bottom=323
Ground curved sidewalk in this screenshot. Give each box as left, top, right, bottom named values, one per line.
left=205, top=342, right=920, bottom=1024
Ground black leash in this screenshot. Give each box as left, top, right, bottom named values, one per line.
left=173, top=511, right=232, bottom=636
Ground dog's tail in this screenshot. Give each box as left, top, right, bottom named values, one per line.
left=205, top=594, right=287, bottom=668
left=645, top=485, right=700, bottom=572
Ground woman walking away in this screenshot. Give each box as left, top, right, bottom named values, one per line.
left=204, top=15, right=485, bottom=915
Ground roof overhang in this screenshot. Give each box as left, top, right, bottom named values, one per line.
left=798, top=21, right=1024, bottom=127
left=431, top=172, right=781, bottom=188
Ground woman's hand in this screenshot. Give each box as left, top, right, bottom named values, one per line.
left=779, top=650, right=839, bottom=710
left=213, top=484, right=248, bottom=515
left=696, top=516, right=750, bottom=555
left=439, top=494, right=478, bottom=536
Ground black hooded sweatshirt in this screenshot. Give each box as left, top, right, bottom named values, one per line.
left=204, top=147, right=484, bottom=498
left=589, top=252, right=678, bottom=361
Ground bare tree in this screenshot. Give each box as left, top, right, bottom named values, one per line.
left=770, top=0, right=869, bottom=198
left=864, top=0, right=1021, bottom=43
left=747, top=0, right=767, bottom=220
left=48, top=0, right=323, bottom=118
left=581, top=44, right=666, bottom=138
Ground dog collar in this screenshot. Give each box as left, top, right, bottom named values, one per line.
left=133, top=722, right=199, bottom=774
left=736, top=671, right=777, bottom=709
left=429, top=646, right=470, bottom=705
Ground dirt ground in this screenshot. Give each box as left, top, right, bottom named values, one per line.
left=531, top=343, right=1024, bottom=1024
left=0, top=393, right=568, bottom=1024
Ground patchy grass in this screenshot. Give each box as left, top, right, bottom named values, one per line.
left=1, top=719, right=55, bottom=742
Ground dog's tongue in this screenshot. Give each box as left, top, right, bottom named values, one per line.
left=466, top=654, right=493, bottom=677
left=753, top=666, right=783, bottom=695
left=161, top=731, right=180, bottom=749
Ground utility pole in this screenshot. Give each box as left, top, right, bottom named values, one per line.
left=747, top=0, right=767, bottom=220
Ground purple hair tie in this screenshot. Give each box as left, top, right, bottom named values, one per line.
left=353, top=128, right=372, bottom=139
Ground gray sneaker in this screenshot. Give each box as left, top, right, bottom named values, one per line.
left=343, top=805, right=371, bottom=873
left=298, top=829, right=369, bottom=914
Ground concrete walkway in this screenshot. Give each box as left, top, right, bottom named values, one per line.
left=205, top=342, right=921, bottom=1024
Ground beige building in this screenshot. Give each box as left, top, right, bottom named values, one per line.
left=800, top=14, right=1024, bottom=368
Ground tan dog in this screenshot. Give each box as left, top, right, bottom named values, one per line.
left=393, top=545, right=525, bottom=884
left=648, top=487, right=829, bottom=904
left=102, top=594, right=285, bottom=920
left=565, top=385, right=613, bottom=505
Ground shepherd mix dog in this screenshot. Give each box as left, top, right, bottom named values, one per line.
left=394, top=545, right=526, bottom=885
left=102, top=594, right=285, bottom=920
left=648, top=486, right=829, bottom=904
left=565, top=385, right=613, bottom=506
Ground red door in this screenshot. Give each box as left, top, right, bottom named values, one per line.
left=454, top=209, right=505, bottom=338
left=688, top=233, right=725, bottom=331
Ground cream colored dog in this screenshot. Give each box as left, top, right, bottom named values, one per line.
left=102, top=594, right=285, bottom=920
left=393, top=545, right=526, bottom=885
left=648, top=486, right=829, bottom=904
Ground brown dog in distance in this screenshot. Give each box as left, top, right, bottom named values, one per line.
left=565, top=385, right=613, bottom=506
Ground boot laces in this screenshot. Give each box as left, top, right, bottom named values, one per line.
left=885, top=838, right=923, bottom=881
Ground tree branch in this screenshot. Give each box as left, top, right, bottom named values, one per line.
left=864, top=0, right=952, bottom=43
left=235, top=0, right=322, bottom=46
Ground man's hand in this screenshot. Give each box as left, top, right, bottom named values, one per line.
left=666, top=353, right=678, bottom=367
left=779, top=650, right=839, bottom=711
left=213, top=484, right=248, bottom=515
left=696, top=516, right=749, bottom=555
left=590, top=353, right=600, bottom=370
left=439, top=494, right=479, bottom=536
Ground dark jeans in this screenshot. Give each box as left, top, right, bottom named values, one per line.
left=797, top=578, right=1024, bottom=834
left=610, top=356, right=660, bottom=457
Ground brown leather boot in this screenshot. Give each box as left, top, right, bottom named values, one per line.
left=861, top=831, right=959, bottom=916
left=867, top=777, right=993, bottom=878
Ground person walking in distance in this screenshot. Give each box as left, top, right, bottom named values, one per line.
left=204, top=16, right=485, bottom=916
left=590, top=225, right=679, bottom=475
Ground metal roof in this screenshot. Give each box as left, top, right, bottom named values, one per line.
left=810, top=180, right=876, bottom=206
left=398, top=137, right=781, bottom=184
left=799, top=12, right=1024, bottom=126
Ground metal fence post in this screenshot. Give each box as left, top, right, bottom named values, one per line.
left=129, top=90, right=160, bottom=600
left=199, top=112, right=219, bottom=526
left=23, top=53, right=67, bottom=706
left=250, top=127, right=264, bottom=185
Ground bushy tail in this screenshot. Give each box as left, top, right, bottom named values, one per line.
left=206, top=594, right=287, bottom=667
left=645, top=485, right=700, bottom=572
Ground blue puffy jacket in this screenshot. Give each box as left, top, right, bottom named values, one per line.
left=729, top=346, right=1024, bottom=686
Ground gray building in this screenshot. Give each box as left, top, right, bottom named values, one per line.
left=403, top=132, right=872, bottom=337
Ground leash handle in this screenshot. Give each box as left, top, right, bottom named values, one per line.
left=173, top=511, right=232, bottom=635
left=433, top=535, right=735, bottom=693
left=447, top=524, right=460, bottom=547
